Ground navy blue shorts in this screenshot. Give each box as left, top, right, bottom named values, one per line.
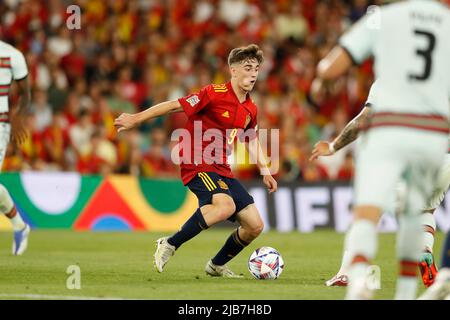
left=187, top=172, right=255, bottom=222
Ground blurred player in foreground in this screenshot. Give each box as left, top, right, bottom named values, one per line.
left=0, top=39, right=31, bottom=255
left=313, top=1, right=450, bottom=299
left=419, top=227, right=450, bottom=299
left=311, top=80, right=446, bottom=288
left=115, top=44, right=277, bottom=278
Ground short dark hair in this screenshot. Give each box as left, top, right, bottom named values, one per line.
left=228, top=44, right=264, bottom=66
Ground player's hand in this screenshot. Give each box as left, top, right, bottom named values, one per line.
left=310, top=141, right=335, bottom=161
left=114, top=113, right=139, bottom=133
left=10, top=112, right=28, bottom=146
left=263, top=175, right=277, bottom=194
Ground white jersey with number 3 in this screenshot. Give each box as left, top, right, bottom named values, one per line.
left=0, top=40, right=28, bottom=113
left=340, top=0, right=450, bottom=116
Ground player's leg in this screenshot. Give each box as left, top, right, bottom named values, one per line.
left=331, top=188, right=442, bottom=289
left=345, top=131, right=404, bottom=299
left=154, top=172, right=235, bottom=272
left=212, top=203, right=263, bottom=268
left=328, top=178, right=401, bottom=287
left=422, top=210, right=436, bottom=257
left=344, top=205, right=382, bottom=299
left=395, top=137, right=447, bottom=300
left=418, top=157, right=450, bottom=286
left=0, top=123, right=30, bottom=255
left=327, top=178, right=403, bottom=287
left=326, top=181, right=437, bottom=288
left=167, top=193, right=235, bottom=248
left=418, top=228, right=450, bottom=299
left=419, top=208, right=439, bottom=287
left=395, top=202, right=425, bottom=299
left=206, top=178, right=261, bottom=278
left=0, top=184, right=30, bottom=255
left=168, top=173, right=236, bottom=247
left=325, top=250, right=351, bottom=286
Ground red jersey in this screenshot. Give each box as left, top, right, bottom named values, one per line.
left=177, top=81, right=258, bottom=185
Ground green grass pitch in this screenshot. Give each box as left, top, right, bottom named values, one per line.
left=0, top=229, right=443, bottom=300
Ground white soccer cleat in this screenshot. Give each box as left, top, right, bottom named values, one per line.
left=153, top=237, right=175, bottom=273
left=205, top=260, right=244, bottom=278
left=418, top=268, right=450, bottom=300
left=325, top=274, right=348, bottom=287
left=12, top=224, right=30, bottom=256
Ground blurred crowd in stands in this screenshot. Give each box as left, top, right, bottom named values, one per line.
left=1, top=0, right=422, bottom=182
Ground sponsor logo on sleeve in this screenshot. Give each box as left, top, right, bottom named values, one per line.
left=186, top=95, right=200, bottom=107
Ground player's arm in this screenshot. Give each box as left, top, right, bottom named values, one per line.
left=10, top=49, right=31, bottom=146
left=244, top=137, right=277, bottom=194
left=15, top=76, right=31, bottom=114
left=309, top=46, right=354, bottom=102
left=317, top=46, right=354, bottom=81
left=114, top=100, right=183, bottom=133
left=310, top=106, right=370, bottom=161
left=115, top=86, right=211, bottom=133
left=311, top=12, right=373, bottom=98
left=10, top=77, right=31, bottom=145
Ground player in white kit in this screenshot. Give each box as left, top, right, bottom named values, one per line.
left=0, top=40, right=32, bottom=255
left=312, top=0, right=450, bottom=299
left=311, top=80, right=449, bottom=288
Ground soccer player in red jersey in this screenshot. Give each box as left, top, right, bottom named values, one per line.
left=114, top=44, right=277, bottom=277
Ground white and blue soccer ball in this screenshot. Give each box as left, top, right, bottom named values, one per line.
left=248, top=246, right=284, bottom=280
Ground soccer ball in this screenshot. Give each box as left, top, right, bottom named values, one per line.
left=248, top=246, right=284, bottom=280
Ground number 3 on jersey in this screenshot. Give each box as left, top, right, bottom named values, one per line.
left=409, top=29, right=436, bottom=81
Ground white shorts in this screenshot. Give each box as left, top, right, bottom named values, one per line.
left=0, top=123, right=10, bottom=172
left=354, top=127, right=447, bottom=215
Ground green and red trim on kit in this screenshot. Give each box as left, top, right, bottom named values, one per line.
left=400, top=260, right=419, bottom=277
left=368, top=112, right=449, bottom=135
left=0, top=57, right=11, bottom=68
left=0, top=84, right=9, bottom=122
left=0, top=84, right=9, bottom=97
left=0, top=112, right=9, bottom=123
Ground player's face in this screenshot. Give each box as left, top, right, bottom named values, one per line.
left=232, top=59, right=260, bottom=92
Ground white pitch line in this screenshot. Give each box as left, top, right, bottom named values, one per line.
left=0, top=293, right=134, bottom=300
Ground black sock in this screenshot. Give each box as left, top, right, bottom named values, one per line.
left=442, top=231, right=450, bottom=268
left=211, top=228, right=249, bottom=266
left=167, top=208, right=208, bottom=249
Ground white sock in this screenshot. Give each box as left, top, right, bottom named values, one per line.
left=345, top=220, right=378, bottom=299
left=0, top=184, right=25, bottom=231
left=10, top=211, right=26, bottom=231
left=337, top=250, right=351, bottom=276
left=421, top=212, right=436, bottom=252
left=395, top=278, right=418, bottom=300
left=0, top=184, right=14, bottom=213
left=395, top=215, right=423, bottom=300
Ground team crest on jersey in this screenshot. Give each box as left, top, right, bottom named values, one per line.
left=217, top=179, right=229, bottom=190
left=186, top=95, right=200, bottom=107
